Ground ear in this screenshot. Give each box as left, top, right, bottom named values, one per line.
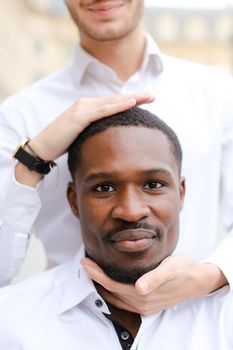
left=67, top=182, right=80, bottom=218
left=179, top=177, right=186, bottom=210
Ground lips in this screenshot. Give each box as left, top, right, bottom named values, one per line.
left=110, top=229, right=157, bottom=242
left=87, top=1, right=124, bottom=14
left=108, top=229, right=158, bottom=253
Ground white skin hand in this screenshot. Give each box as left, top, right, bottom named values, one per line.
left=81, top=254, right=227, bottom=316
left=15, top=93, right=155, bottom=186
left=29, top=93, right=155, bottom=160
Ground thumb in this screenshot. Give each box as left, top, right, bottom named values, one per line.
left=135, top=264, right=170, bottom=295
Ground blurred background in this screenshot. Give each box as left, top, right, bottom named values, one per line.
left=0, top=0, right=232, bottom=282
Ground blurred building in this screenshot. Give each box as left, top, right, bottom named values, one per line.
left=0, top=0, right=77, bottom=100
left=145, top=5, right=233, bottom=73
left=0, top=0, right=232, bottom=101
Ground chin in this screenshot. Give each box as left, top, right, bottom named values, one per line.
left=101, top=262, right=161, bottom=284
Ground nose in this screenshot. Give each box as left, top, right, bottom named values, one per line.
left=111, top=186, right=150, bottom=222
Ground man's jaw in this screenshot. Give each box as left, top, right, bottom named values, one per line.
left=96, top=260, right=162, bottom=284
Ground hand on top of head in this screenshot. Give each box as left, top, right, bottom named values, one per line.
left=14, top=93, right=154, bottom=187
left=29, top=93, right=155, bottom=161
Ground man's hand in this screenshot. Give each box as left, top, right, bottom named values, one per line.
left=81, top=254, right=227, bottom=316
left=15, top=93, right=154, bottom=187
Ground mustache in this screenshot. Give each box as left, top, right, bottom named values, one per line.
left=103, top=222, right=163, bottom=242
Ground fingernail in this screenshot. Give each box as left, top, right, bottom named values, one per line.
left=138, top=280, right=149, bottom=294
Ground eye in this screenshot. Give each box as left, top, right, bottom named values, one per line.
left=94, top=184, right=115, bottom=193
left=144, top=181, right=163, bottom=190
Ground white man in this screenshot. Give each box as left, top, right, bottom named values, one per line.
left=0, top=108, right=232, bottom=350
left=0, top=0, right=232, bottom=314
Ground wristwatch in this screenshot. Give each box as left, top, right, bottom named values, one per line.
left=12, top=138, right=56, bottom=175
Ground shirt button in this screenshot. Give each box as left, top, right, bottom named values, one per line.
left=121, top=331, right=130, bottom=340
left=126, top=344, right=132, bottom=350
left=95, top=299, right=103, bottom=308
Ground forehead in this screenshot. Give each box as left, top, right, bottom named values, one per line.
left=76, top=126, right=179, bottom=179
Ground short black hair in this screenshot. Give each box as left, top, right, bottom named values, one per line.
left=68, top=107, right=182, bottom=179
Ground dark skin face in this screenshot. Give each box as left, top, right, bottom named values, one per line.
left=67, top=126, right=185, bottom=284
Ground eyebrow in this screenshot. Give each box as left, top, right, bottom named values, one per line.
left=83, top=168, right=173, bottom=184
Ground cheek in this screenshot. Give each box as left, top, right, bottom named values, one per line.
left=152, top=196, right=180, bottom=228
left=152, top=200, right=180, bottom=255
left=160, top=200, right=180, bottom=251
left=77, top=197, right=100, bottom=255
left=77, top=194, right=109, bottom=232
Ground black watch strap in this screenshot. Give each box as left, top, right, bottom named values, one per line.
left=13, top=139, right=56, bottom=175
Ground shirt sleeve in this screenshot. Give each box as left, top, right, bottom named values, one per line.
left=0, top=98, right=42, bottom=286
left=0, top=177, right=42, bottom=286
left=204, top=73, right=233, bottom=289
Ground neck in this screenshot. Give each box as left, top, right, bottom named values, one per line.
left=95, top=284, right=141, bottom=338
left=108, top=303, right=141, bottom=338
left=80, top=24, right=146, bottom=81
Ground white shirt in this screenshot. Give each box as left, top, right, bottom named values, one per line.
left=0, top=245, right=232, bottom=350
left=0, top=33, right=233, bottom=285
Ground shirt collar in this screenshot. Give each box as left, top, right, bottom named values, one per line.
left=142, top=32, right=163, bottom=74
left=72, top=44, right=99, bottom=86
left=59, top=245, right=98, bottom=315
left=59, top=244, right=180, bottom=317
left=71, top=32, right=163, bottom=86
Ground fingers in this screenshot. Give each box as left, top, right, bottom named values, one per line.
left=81, top=257, right=176, bottom=315
left=96, top=285, right=138, bottom=313
left=81, top=258, right=135, bottom=295
left=97, top=283, right=159, bottom=316
left=82, top=97, right=137, bottom=124
left=82, top=255, right=221, bottom=315
left=75, top=92, right=155, bottom=126
left=78, top=93, right=155, bottom=107
left=82, top=256, right=171, bottom=298
left=133, top=93, right=155, bottom=105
